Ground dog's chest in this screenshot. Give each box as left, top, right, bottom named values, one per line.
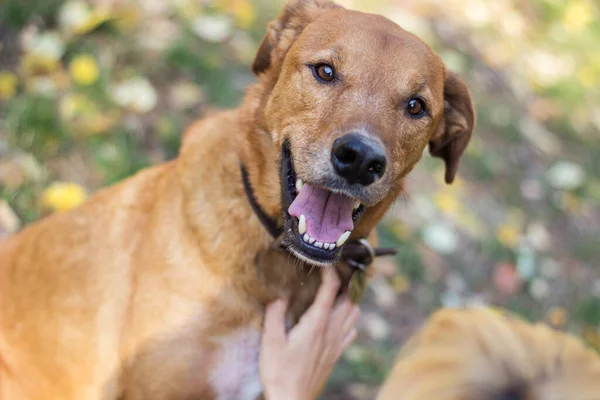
left=208, top=326, right=263, bottom=400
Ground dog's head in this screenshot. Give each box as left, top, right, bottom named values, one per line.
left=377, top=308, right=600, bottom=400
left=251, top=0, right=475, bottom=266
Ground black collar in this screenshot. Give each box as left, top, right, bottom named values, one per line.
left=240, top=164, right=284, bottom=238
left=240, top=163, right=396, bottom=270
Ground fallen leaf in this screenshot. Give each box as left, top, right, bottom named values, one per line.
left=564, top=1, right=594, bottom=33
left=0, top=71, right=18, bottom=99
left=496, top=223, right=521, bottom=248
left=582, top=326, right=600, bottom=352
left=59, top=1, right=112, bottom=35
left=547, top=307, right=568, bottom=328
left=42, top=182, right=88, bottom=213
left=434, top=191, right=460, bottom=214
left=231, top=0, right=256, bottom=29
left=391, top=274, right=410, bottom=294
left=69, top=54, right=100, bottom=86
left=560, top=192, right=582, bottom=214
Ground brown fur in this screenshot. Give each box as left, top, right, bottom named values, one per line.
left=0, top=1, right=474, bottom=398
left=378, top=308, right=600, bottom=400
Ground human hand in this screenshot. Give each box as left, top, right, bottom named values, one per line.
left=260, top=268, right=360, bottom=400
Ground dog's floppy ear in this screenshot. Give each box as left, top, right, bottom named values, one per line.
left=252, top=0, right=342, bottom=75
left=428, top=71, right=475, bottom=184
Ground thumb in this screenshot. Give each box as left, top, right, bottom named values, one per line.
left=262, top=298, right=289, bottom=350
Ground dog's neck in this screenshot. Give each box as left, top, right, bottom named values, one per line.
left=236, top=81, right=284, bottom=225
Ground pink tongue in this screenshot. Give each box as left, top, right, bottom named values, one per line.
left=288, top=183, right=354, bottom=244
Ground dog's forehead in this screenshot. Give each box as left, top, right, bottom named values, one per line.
left=298, top=10, right=445, bottom=82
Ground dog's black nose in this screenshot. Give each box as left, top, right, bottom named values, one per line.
left=331, top=133, right=387, bottom=186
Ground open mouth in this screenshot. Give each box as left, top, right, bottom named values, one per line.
left=280, top=142, right=366, bottom=266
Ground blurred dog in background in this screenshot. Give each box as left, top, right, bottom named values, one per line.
left=378, top=308, right=600, bottom=400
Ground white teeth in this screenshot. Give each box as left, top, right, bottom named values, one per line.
left=302, top=233, right=317, bottom=244
left=336, top=231, right=351, bottom=247
left=298, top=215, right=307, bottom=234
left=295, top=179, right=303, bottom=193
left=302, top=233, right=350, bottom=250
left=353, top=200, right=361, bottom=211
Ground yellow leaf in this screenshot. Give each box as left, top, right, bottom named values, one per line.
left=78, top=112, right=120, bottom=136
left=388, top=222, right=409, bottom=240
left=42, top=182, right=88, bottom=213
left=391, top=274, right=409, bottom=293
left=455, top=210, right=485, bottom=237
left=434, top=191, right=460, bottom=214
left=506, top=208, right=525, bottom=226
left=564, top=1, right=594, bottom=33
left=60, top=93, right=118, bottom=136
left=69, top=55, right=99, bottom=86
left=60, top=93, right=96, bottom=120
left=177, top=0, right=202, bottom=19
left=587, top=180, right=600, bottom=204
left=211, top=0, right=254, bottom=28
left=61, top=93, right=85, bottom=119
left=577, top=64, right=599, bottom=87
left=582, top=327, right=600, bottom=352
left=496, top=223, right=521, bottom=248
left=20, top=55, right=60, bottom=76
left=0, top=71, right=18, bottom=99
left=74, top=11, right=112, bottom=35
left=212, top=0, right=231, bottom=12
left=52, top=68, right=72, bottom=90
left=232, top=0, right=255, bottom=29
left=61, top=2, right=113, bottom=35
left=561, top=192, right=581, bottom=214
left=547, top=307, right=568, bottom=328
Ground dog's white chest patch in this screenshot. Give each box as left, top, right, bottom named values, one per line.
left=209, top=326, right=263, bottom=400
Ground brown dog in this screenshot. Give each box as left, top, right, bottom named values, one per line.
left=377, top=308, right=600, bottom=400
left=0, top=0, right=475, bottom=399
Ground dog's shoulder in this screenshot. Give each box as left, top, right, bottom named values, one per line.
left=178, top=110, right=243, bottom=193
left=182, top=109, right=241, bottom=149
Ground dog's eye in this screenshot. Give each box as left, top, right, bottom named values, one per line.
left=312, top=64, right=335, bottom=83
left=407, top=98, right=426, bottom=117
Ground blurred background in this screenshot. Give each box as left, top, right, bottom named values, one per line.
left=1, top=0, right=599, bottom=398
